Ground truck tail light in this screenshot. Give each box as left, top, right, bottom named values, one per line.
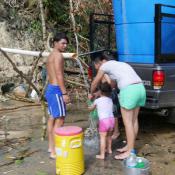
left=152, top=70, right=165, bottom=89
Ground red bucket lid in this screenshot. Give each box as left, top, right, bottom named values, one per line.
left=55, top=126, right=82, bottom=136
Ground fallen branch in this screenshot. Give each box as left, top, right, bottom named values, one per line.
left=25, top=55, right=42, bottom=97
left=6, top=94, right=36, bottom=103
left=77, top=57, right=89, bottom=69
left=40, top=78, right=48, bottom=140
left=0, top=104, right=41, bottom=112
left=0, top=149, right=40, bottom=167
left=66, top=79, right=88, bottom=87
left=7, top=149, right=40, bottom=161
left=41, top=98, right=48, bottom=141
left=38, top=0, right=49, bottom=141
left=65, top=68, right=81, bottom=75
left=0, top=160, right=14, bottom=168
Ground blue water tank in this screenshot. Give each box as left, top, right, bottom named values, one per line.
left=113, top=0, right=175, bottom=63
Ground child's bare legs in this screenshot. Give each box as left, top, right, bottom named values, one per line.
left=112, top=117, right=120, bottom=140
left=96, top=132, right=107, bottom=159
left=47, top=116, right=64, bottom=158
left=106, top=130, right=113, bottom=154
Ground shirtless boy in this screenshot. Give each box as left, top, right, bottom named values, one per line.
left=45, top=33, right=70, bottom=158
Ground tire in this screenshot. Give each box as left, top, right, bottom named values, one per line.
left=168, top=108, right=175, bottom=124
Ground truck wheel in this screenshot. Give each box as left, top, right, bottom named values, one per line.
left=168, top=108, right=175, bottom=124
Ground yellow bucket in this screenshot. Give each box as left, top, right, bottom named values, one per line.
left=55, top=126, right=84, bottom=175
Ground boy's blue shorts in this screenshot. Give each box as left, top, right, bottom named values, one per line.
left=45, top=84, right=66, bottom=118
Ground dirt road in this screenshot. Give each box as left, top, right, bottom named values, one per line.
left=0, top=100, right=175, bottom=175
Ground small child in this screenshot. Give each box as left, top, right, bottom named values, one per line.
left=88, top=82, right=115, bottom=159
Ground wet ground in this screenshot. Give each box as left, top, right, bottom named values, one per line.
left=0, top=99, right=175, bottom=175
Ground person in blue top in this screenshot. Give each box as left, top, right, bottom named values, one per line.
left=90, top=53, right=146, bottom=159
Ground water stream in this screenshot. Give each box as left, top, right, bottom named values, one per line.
left=74, top=58, right=90, bottom=93
left=74, top=58, right=100, bottom=152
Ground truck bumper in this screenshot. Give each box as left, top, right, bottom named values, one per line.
left=144, top=89, right=175, bottom=109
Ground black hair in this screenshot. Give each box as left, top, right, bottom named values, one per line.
left=94, top=53, right=113, bottom=64
left=53, top=32, right=69, bottom=44
left=99, top=82, right=112, bottom=97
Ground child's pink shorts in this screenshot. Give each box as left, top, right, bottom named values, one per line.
left=99, top=117, right=115, bottom=132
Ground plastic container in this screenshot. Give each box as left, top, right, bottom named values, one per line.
left=135, top=157, right=146, bottom=168
left=126, top=150, right=137, bottom=167
left=113, top=0, right=175, bottom=63
left=87, top=100, right=98, bottom=120
left=55, top=126, right=84, bottom=175
left=30, top=89, right=39, bottom=101
left=123, top=157, right=150, bottom=175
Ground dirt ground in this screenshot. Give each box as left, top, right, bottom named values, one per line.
left=0, top=99, right=175, bottom=175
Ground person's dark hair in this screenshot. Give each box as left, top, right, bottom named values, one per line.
left=99, top=82, right=112, bottom=97
left=53, top=32, right=69, bottom=44
left=94, top=53, right=113, bottom=64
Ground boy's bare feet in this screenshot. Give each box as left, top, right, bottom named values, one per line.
left=50, top=153, right=56, bottom=159
left=117, top=144, right=128, bottom=152
left=114, top=150, right=130, bottom=160
left=96, top=154, right=105, bottom=159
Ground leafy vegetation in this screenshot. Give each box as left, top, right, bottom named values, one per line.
left=15, top=159, right=24, bottom=165
left=28, top=20, right=42, bottom=34
left=2, top=0, right=113, bottom=52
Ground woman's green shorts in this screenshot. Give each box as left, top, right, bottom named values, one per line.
left=119, top=83, right=146, bottom=110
